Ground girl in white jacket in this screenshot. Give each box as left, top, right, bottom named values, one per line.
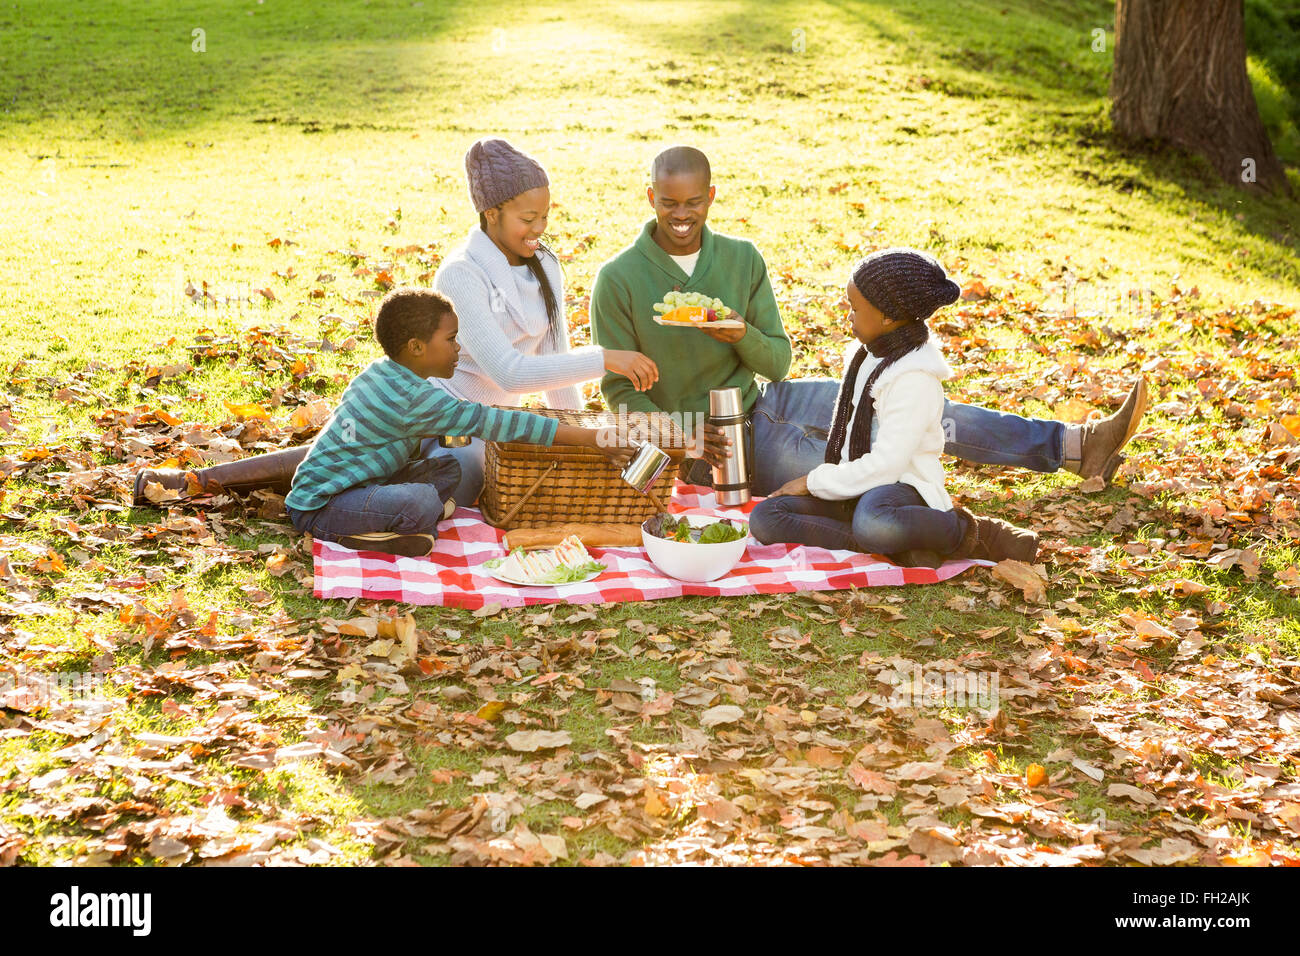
left=749, top=248, right=1038, bottom=567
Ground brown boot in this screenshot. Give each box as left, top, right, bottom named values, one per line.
left=1065, top=378, right=1149, bottom=483
left=888, top=549, right=944, bottom=569
left=336, top=532, right=435, bottom=557
left=951, top=507, right=1039, bottom=563
left=133, top=444, right=311, bottom=507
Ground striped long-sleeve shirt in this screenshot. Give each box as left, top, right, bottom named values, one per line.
left=285, top=357, right=557, bottom=512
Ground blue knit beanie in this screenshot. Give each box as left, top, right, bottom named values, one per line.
left=852, top=248, right=960, bottom=323
left=465, top=138, right=549, bottom=213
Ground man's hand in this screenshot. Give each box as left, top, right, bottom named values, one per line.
left=687, top=421, right=732, bottom=470
left=697, top=323, right=747, bottom=344
left=771, top=475, right=810, bottom=497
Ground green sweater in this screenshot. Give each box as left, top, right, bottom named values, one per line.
left=590, top=220, right=791, bottom=417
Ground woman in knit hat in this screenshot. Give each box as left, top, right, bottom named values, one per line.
left=431, top=138, right=658, bottom=506
left=749, top=248, right=1039, bottom=567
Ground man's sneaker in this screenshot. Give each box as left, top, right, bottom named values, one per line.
left=336, top=532, right=435, bottom=557
left=441, top=498, right=457, bottom=521
left=1068, top=378, right=1149, bottom=483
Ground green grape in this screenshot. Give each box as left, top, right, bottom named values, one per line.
left=655, top=289, right=732, bottom=316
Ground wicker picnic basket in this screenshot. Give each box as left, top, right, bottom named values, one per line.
left=478, top=407, right=690, bottom=530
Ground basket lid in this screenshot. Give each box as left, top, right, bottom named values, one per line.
left=489, top=406, right=692, bottom=450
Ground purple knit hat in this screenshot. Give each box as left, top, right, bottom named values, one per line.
left=464, top=138, right=549, bottom=212
left=852, top=247, right=960, bottom=322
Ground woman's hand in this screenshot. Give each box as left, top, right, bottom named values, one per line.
left=772, top=475, right=810, bottom=497
left=603, top=349, right=659, bottom=392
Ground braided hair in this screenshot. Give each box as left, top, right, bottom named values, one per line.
left=478, top=211, right=562, bottom=347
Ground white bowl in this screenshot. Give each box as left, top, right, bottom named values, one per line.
left=641, top=514, right=749, bottom=583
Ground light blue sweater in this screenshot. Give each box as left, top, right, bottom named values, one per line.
left=433, top=227, right=604, bottom=410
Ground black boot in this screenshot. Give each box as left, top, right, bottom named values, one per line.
left=133, top=444, right=311, bottom=507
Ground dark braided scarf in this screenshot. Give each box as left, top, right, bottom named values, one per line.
left=824, top=320, right=931, bottom=464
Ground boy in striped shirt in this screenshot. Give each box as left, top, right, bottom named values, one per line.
left=286, top=288, right=629, bottom=556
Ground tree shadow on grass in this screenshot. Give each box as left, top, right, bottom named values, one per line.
left=814, top=0, right=1299, bottom=281
left=1066, top=120, right=1299, bottom=289
left=0, top=0, right=1116, bottom=140
left=0, top=0, right=477, bottom=138
left=806, top=0, right=1298, bottom=286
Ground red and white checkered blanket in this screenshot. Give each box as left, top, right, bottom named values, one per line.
left=311, top=483, right=988, bottom=608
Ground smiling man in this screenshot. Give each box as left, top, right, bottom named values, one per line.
left=591, top=146, right=1148, bottom=494
left=591, top=146, right=791, bottom=440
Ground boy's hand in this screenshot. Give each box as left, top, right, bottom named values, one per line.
left=593, top=425, right=634, bottom=468
left=687, top=421, right=733, bottom=470
left=772, top=475, right=810, bottom=497
left=554, top=422, right=632, bottom=467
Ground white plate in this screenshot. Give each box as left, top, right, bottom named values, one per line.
left=653, top=316, right=745, bottom=330
left=483, top=564, right=605, bottom=587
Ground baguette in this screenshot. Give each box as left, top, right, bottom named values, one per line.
left=504, top=523, right=643, bottom=551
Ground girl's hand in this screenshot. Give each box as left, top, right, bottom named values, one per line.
left=772, top=475, right=810, bottom=497
left=603, top=349, right=659, bottom=392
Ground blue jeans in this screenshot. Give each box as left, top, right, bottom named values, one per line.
left=749, top=378, right=1065, bottom=495
left=749, top=482, right=966, bottom=555
left=419, top=436, right=485, bottom=507
left=422, top=378, right=1067, bottom=500
left=287, top=454, right=461, bottom=542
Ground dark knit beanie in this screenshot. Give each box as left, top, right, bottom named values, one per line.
left=464, top=138, right=549, bottom=213
left=851, top=247, right=960, bottom=323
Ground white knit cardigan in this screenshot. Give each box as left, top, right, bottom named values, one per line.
left=432, top=226, right=605, bottom=409
left=806, top=339, right=954, bottom=511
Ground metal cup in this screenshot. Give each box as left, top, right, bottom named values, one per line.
left=621, top=440, right=671, bottom=494
left=437, top=434, right=472, bottom=448
left=708, top=386, right=745, bottom=419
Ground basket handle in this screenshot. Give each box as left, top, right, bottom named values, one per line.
left=497, top=462, right=558, bottom=527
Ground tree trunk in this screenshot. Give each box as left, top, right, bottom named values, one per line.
left=1111, top=0, right=1289, bottom=192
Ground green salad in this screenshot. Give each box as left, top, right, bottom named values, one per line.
left=643, top=513, right=747, bottom=544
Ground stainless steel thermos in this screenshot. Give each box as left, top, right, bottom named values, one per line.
left=708, top=387, right=751, bottom=506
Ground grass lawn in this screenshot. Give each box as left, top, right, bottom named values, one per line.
left=0, top=0, right=1298, bottom=866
